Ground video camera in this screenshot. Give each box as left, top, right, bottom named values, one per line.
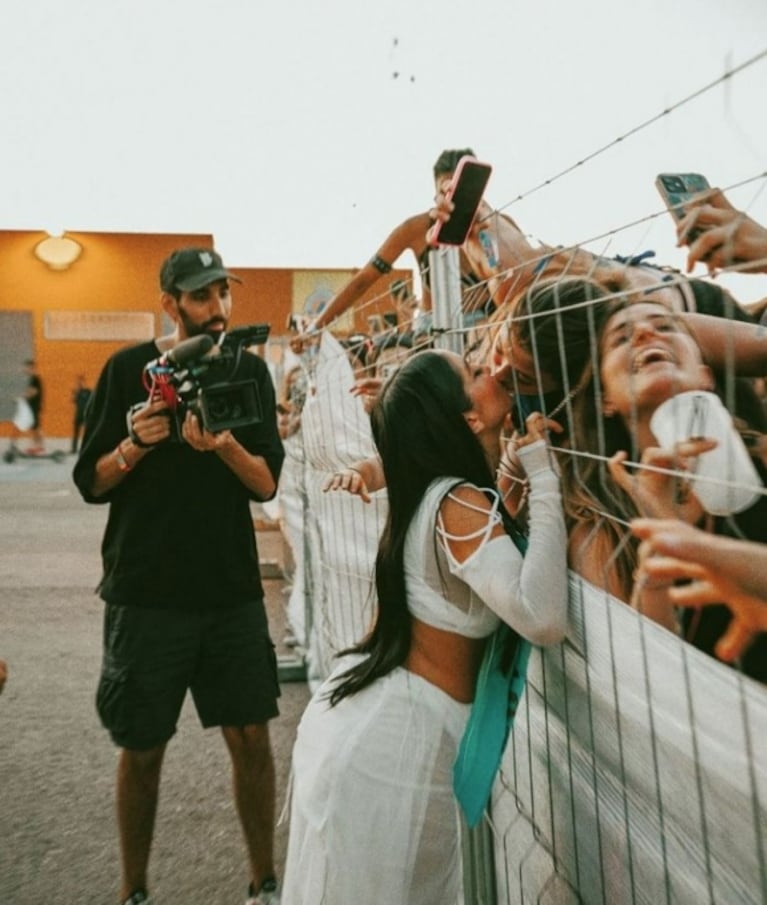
left=138, top=323, right=271, bottom=438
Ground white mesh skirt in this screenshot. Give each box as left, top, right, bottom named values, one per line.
left=282, top=659, right=470, bottom=904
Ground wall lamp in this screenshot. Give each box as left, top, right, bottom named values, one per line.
left=34, top=232, right=83, bottom=270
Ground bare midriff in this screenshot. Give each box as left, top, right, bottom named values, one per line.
left=405, top=616, right=489, bottom=703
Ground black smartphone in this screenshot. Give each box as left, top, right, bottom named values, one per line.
left=655, top=172, right=711, bottom=223
left=430, top=156, right=493, bottom=246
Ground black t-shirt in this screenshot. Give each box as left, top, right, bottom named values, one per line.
left=73, top=339, right=284, bottom=611
left=687, top=279, right=756, bottom=323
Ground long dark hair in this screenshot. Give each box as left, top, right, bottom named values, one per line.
left=327, top=350, right=500, bottom=706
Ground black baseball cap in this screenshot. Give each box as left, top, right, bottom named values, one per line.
left=160, top=247, right=242, bottom=293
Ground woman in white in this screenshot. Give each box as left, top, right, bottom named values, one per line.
left=282, top=349, right=569, bottom=904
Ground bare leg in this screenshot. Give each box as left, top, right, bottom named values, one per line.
left=222, top=724, right=276, bottom=891
left=116, top=744, right=166, bottom=901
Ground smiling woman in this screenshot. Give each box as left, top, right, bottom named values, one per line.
left=564, top=299, right=731, bottom=595
left=559, top=297, right=767, bottom=681
left=597, top=303, right=715, bottom=428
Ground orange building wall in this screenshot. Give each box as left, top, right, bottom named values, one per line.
left=0, top=230, right=411, bottom=439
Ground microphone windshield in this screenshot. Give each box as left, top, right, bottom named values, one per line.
left=166, top=334, right=215, bottom=367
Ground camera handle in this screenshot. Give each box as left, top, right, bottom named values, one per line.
left=126, top=403, right=161, bottom=448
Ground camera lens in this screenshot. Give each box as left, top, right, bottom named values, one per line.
left=200, top=381, right=261, bottom=432
left=208, top=396, right=235, bottom=420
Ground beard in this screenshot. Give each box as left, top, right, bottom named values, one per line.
left=176, top=305, right=227, bottom=340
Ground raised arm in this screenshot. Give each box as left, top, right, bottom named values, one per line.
left=322, top=455, right=385, bottom=503
left=440, top=439, right=568, bottom=646
left=683, top=311, right=767, bottom=376
left=631, top=518, right=767, bottom=660
left=312, top=212, right=432, bottom=331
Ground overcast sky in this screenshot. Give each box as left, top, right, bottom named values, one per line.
left=3, top=0, right=766, bottom=303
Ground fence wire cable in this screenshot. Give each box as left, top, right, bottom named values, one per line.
left=486, top=49, right=767, bottom=216
left=282, top=49, right=767, bottom=905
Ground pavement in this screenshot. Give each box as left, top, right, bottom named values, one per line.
left=0, top=442, right=311, bottom=905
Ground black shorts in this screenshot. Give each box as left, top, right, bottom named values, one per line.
left=96, top=601, right=280, bottom=750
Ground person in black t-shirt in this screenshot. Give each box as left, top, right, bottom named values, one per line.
left=73, top=247, right=285, bottom=905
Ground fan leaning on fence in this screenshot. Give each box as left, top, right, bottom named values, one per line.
left=281, top=348, right=569, bottom=905
left=561, top=296, right=767, bottom=681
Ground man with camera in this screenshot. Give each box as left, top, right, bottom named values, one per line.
left=73, top=248, right=285, bottom=905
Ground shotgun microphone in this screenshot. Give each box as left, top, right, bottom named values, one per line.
left=165, top=334, right=215, bottom=368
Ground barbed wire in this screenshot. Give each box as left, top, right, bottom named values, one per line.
left=489, top=48, right=767, bottom=217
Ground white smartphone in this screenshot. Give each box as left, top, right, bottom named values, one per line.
left=430, top=156, right=493, bottom=246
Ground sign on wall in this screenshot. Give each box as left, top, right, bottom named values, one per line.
left=44, top=311, right=156, bottom=341
left=292, top=271, right=354, bottom=332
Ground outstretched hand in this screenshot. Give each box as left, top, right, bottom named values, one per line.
left=607, top=437, right=717, bottom=520
left=513, top=411, right=563, bottom=450
left=289, top=329, right=322, bottom=355
left=322, top=467, right=372, bottom=503
left=631, top=518, right=767, bottom=662
left=675, top=188, right=767, bottom=275
left=351, top=377, right=384, bottom=414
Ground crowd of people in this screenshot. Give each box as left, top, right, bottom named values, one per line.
left=275, top=153, right=767, bottom=901
left=11, top=148, right=758, bottom=905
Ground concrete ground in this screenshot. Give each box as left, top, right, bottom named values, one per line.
left=0, top=444, right=310, bottom=905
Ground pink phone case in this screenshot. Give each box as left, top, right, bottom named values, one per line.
left=430, top=156, right=493, bottom=247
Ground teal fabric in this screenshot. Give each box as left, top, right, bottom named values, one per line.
left=453, top=626, right=532, bottom=827
left=453, top=531, right=531, bottom=828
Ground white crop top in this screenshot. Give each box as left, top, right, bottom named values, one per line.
left=403, top=440, right=569, bottom=646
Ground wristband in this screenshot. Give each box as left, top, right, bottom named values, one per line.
left=370, top=255, right=392, bottom=275
left=115, top=442, right=132, bottom=473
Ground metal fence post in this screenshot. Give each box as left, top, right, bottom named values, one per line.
left=430, top=243, right=498, bottom=905
left=460, top=813, right=498, bottom=905
left=277, top=421, right=310, bottom=684
left=428, top=246, right=464, bottom=355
